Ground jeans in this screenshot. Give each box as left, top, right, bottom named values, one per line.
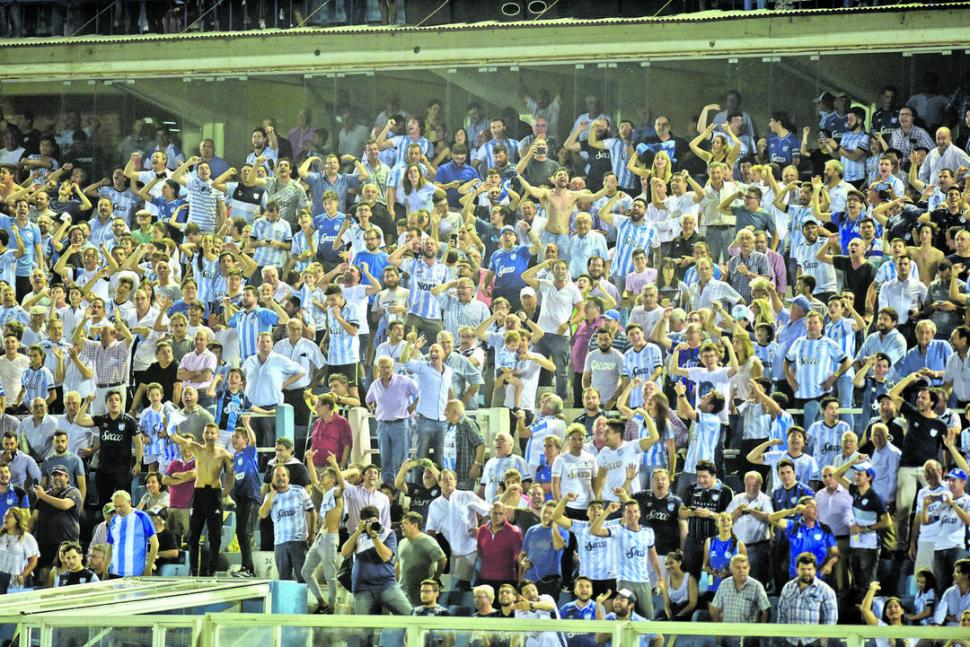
left=705, top=226, right=734, bottom=265
left=540, top=230, right=572, bottom=258
left=377, top=419, right=409, bottom=485
left=849, top=546, right=880, bottom=591
left=415, top=415, right=446, bottom=466
left=188, top=487, right=223, bottom=576
left=351, top=584, right=413, bottom=647
left=235, top=496, right=259, bottom=573
left=275, top=540, right=308, bottom=582
left=302, top=532, right=340, bottom=607
left=835, top=371, right=855, bottom=430
left=533, top=333, right=571, bottom=400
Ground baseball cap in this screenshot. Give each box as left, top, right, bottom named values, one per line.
left=875, top=393, right=894, bottom=403
left=731, top=305, right=753, bottom=321
left=520, top=286, right=537, bottom=298
left=500, top=225, right=516, bottom=235
left=946, top=468, right=968, bottom=481
left=791, top=295, right=811, bottom=313
left=49, top=465, right=69, bottom=476
left=29, top=306, right=46, bottom=316
left=147, top=506, right=168, bottom=520
left=801, top=217, right=821, bottom=229
left=603, top=309, right=621, bottom=321
left=851, top=461, right=876, bottom=480
left=615, top=587, right=638, bottom=603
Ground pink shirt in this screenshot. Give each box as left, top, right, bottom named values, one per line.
left=178, top=349, right=217, bottom=390
left=165, top=459, right=196, bottom=509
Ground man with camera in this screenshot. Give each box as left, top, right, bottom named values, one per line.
left=341, top=505, right=412, bottom=620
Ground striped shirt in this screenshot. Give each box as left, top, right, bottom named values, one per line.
left=794, top=238, right=838, bottom=294
left=185, top=177, right=224, bottom=233
left=192, top=255, right=222, bottom=306
left=21, top=366, right=54, bottom=402
left=97, top=186, right=140, bottom=226
left=474, top=138, right=520, bottom=169
left=139, top=405, right=167, bottom=458
left=269, top=486, right=314, bottom=544
left=824, top=318, right=857, bottom=362
left=81, top=339, right=130, bottom=386
left=601, top=137, right=635, bottom=188
left=402, top=257, right=450, bottom=320
left=777, top=577, right=838, bottom=634
left=607, top=523, right=655, bottom=583
left=107, top=509, right=156, bottom=577
left=571, top=518, right=619, bottom=580
left=683, top=412, right=722, bottom=474
left=523, top=416, right=567, bottom=472
left=251, top=217, right=293, bottom=268
left=807, top=419, right=852, bottom=469
left=622, top=344, right=663, bottom=408
left=440, top=294, right=490, bottom=339
left=838, top=131, right=869, bottom=182
left=228, top=307, right=280, bottom=360
left=290, top=230, right=316, bottom=274
left=610, top=214, right=659, bottom=278
left=785, top=336, right=846, bottom=399
left=739, top=401, right=771, bottom=441
left=640, top=415, right=674, bottom=468
left=325, top=302, right=360, bottom=365
left=389, top=135, right=434, bottom=166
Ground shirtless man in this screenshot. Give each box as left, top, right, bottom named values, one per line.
left=302, top=449, right=348, bottom=612
left=517, top=167, right=604, bottom=258
left=171, top=423, right=233, bottom=576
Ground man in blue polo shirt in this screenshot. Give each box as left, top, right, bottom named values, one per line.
left=232, top=416, right=263, bottom=578
left=482, top=226, right=537, bottom=311
left=434, top=144, right=479, bottom=208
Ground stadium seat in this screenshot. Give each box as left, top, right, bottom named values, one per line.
left=159, top=551, right=190, bottom=577
left=220, top=511, right=236, bottom=553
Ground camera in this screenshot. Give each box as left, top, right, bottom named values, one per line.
left=368, top=521, right=383, bottom=534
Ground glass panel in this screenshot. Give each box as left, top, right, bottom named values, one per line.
left=52, top=624, right=154, bottom=645
left=162, top=626, right=195, bottom=647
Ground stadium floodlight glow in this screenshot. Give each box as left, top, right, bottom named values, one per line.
left=501, top=1, right=522, bottom=17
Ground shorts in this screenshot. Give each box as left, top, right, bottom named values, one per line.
left=325, top=363, right=360, bottom=387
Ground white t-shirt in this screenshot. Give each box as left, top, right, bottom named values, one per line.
left=551, top=450, right=597, bottom=508
left=596, top=441, right=644, bottom=500
left=686, top=366, right=732, bottom=424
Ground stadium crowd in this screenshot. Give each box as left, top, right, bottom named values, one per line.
left=0, top=80, right=969, bottom=644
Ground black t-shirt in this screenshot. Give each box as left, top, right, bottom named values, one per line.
left=930, top=208, right=968, bottom=250
left=633, top=491, right=684, bottom=556
left=831, top=256, right=877, bottom=313
left=898, top=401, right=947, bottom=467
left=262, top=461, right=310, bottom=488
left=155, top=529, right=180, bottom=565
left=139, top=360, right=179, bottom=407
left=849, top=484, right=887, bottom=525
left=34, top=486, right=82, bottom=543
left=407, top=483, right=440, bottom=523
left=57, top=567, right=98, bottom=586
left=93, top=413, right=138, bottom=470
left=639, top=136, right=690, bottom=172
left=581, top=141, right=613, bottom=192
left=685, top=482, right=733, bottom=542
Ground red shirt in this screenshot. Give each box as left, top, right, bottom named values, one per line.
left=309, top=414, right=352, bottom=466
left=476, top=520, right=523, bottom=581
left=165, top=459, right=196, bottom=509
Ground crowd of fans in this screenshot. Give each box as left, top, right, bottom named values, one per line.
left=0, top=77, right=968, bottom=644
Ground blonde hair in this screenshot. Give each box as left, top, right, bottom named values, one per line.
left=651, top=151, right=673, bottom=184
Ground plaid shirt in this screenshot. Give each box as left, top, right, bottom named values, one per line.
left=777, top=577, right=838, bottom=641
left=727, top=251, right=774, bottom=303
left=82, top=338, right=131, bottom=386
left=447, top=415, right=485, bottom=483
left=710, top=575, right=771, bottom=623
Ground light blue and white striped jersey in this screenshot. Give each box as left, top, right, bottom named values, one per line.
left=251, top=217, right=293, bottom=268
left=228, top=307, right=280, bottom=360
left=0, top=249, right=17, bottom=288
left=389, top=135, right=434, bottom=166
left=874, top=259, right=921, bottom=285
left=474, top=138, right=520, bottom=169
left=787, top=204, right=812, bottom=251
left=640, top=415, right=673, bottom=468
left=481, top=453, right=531, bottom=502
left=325, top=302, right=360, bottom=365
left=402, top=257, right=450, bottom=320
left=793, top=238, right=837, bottom=294
left=607, top=523, right=655, bottom=583
left=807, top=419, right=852, bottom=469
left=494, top=342, right=519, bottom=374
left=739, top=401, right=771, bottom=441
left=21, top=366, right=54, bottom=403
left=270, top=486, right=314, bottom=544
left=192, top=255, right=222, bottom=306
left=295, top=284, right=327, bottom=332
left=601, top=137, right=635, bottom=188
left=107, top=509, right=156, bottom=577
left=523, top=416, right=567, bottom=471
left=683, top=411, right=721, bottom=474
left=769, top=411, right=796, bottom=447
left=755, top=341, right=781, bottom=379
left=623, top=344, right=663, bottom=408
left=571, top=519, right=619, bottom=580
left=290, top=230, right=315, bottom=275
left=824, top=317, right=857, bottom=363
left=610, top=214, right=659, bottom=278
left=139, top=404, right=167, bottom=458
left=785, top=336, right=845, bottom=399
left=839, top=131, right=869, bottom=182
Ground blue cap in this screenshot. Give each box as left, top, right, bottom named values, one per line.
left=851, top=461, right=876, bottom=480
left=603, top=309, right=621, bottom=321
left=499, top=225, right=516, bottom=235
left=791, top=295, right=812, bottom=313
left=946, top=468, right=968, bottom=481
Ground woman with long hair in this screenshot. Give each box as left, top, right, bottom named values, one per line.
left=432, top=127, right=469, bottom=166
left=657, top=259, right=690, bottom=310
left=0, top=508, right=38, bottom=594
left=702, top=512, right=746, bottom=595
left=861, top=580, right=916, bottom=647
left=660, top=550, right=698, bottom=621
left=398, top=163, right=439, bottom=215
left=690, top=123, right=740, bottom=168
